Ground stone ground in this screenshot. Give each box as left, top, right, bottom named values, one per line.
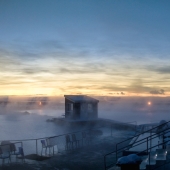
left=0, top=130, right=133, bottom=170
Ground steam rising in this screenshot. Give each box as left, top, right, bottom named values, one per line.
left=0, top=96, right=169, bottom=124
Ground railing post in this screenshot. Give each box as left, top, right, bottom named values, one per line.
left=149, top=147, right=151, bottom=170
left=116, top=144, right=117, bottom=162
left=147, top=137, right=148, bottom=154
left=150, top=130, right=151, bottom=152
left=104, top=156, right=106, bottom=170
left=36, top=139, right=38, bottom=155
left=103, top=120, right=170, bottom=170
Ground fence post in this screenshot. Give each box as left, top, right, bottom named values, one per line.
left=148, top=136, right=151, bottom=170
left=149, top=146, right=151, bottom=170
left=36, top=139, right=38, bottom=155
left=147, top=137, right=148, bottom=154
left=116, top=144, right=117, bottom=162
left=150, top=130, right=151, bottom=152
left=104, top=156, right=107, bottom=170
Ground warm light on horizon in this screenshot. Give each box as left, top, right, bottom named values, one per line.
left=0, top=86, right=170, bottom=97
left=148, top=101, right=151, bottom=105
left=0, top=90, right=170, bottom=97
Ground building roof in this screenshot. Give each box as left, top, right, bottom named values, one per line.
left=64, top=95, right=99, bottom=103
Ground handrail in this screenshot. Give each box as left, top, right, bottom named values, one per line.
left=136, top=139, right=169, bottom=156
left=0, top=126, right=107, bottom=157
left=104, top=121, right=170, bottom=170
left=136, top=139, right=170, bottom=170
left=115, top=120, right=169, bottom=152
left=104, top=128, right=166, bottom=159
left=3, top=126, right=104, bottom=142
left=116, top=120, right=169, bottom=148
left=104, top=132, right=170, bottom=170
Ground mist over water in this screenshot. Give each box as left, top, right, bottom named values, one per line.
left=0, top=96, right=66, bottom=140
left=98, top=96, right=170, bottom=124
left=0, top=114, right=58, bottom=141
left=0, top=96, right=170, bottom=141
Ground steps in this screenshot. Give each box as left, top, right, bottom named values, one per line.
left=104, top=120, right=170, bottom=170
left=140, top=149, right=168, bottom=170
left=107, top=149, right=169, bottom=170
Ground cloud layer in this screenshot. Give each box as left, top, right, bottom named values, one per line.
left=0, top=1, right=170, bottom=96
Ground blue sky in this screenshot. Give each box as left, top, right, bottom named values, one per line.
left=0, top=0, right=170, bottom=96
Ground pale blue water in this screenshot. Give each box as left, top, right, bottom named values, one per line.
left=0, top=106, right=169, bottom=156
left=98, top=99, right=170, bottom=125
left=0, top=106, right=68, bottom=141
left=100, top=109, right=170, bottom=125
left=0, top=97, right=169, bottom=156
left=0, top=100, right=169, bottom=141
left=0, top=114, right=66, bottom=141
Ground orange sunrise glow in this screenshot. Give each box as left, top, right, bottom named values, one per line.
left=147, top=102, right=151, bottom=106
left=0, top=1, right=169, bottom=98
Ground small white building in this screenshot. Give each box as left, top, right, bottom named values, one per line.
left=64, top=95, right=99, bottom=121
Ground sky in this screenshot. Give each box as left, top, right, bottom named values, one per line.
left=0, top=0, right=170, bottom=96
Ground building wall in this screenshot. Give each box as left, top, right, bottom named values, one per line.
left=80, top=102, right=98, bottom=120
left=65, top=98, right=74, bottom=119
left=80, top=103, right=88, bottom=119
left=92, top=103, right=98, bottom=119
left=65, top=99, right=81, bottom=119
left=65, top=98, right=98, bottom=120
left=73, top=103, right=80, bottom=119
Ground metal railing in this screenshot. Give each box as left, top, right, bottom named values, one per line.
left=109, top=120, right=137, bottom=136
left=104, top=120, right=170, bottom=170
left=136, top=138, right=170, bottom=170
left=0, top=126, right=112, bottom=159
left=0, top=120, right=141, bottom=166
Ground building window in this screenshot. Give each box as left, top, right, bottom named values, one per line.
left=88, top=104, right=93, bottom=112
left=81, top=104, right=85, bottom=111
left=67, top=103, right=73, bottom=111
